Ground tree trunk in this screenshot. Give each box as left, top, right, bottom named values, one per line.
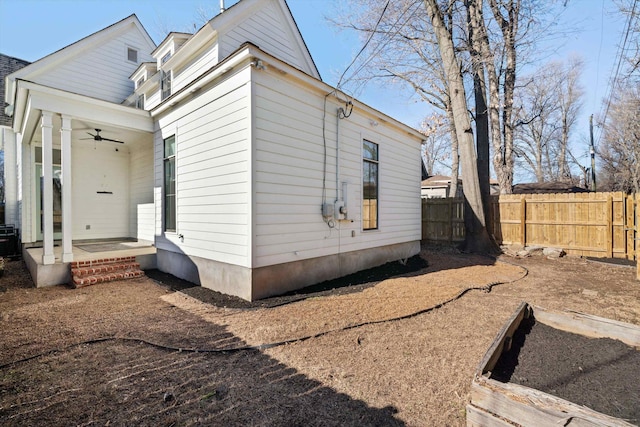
left=466, top=0, right=493, bottom=232
left=424, top=0, right=495, bottom=253
left=446, top=103, right=460, bottom=198
left=489, top=0, right=519, bottom=194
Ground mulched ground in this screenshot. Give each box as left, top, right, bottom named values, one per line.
left=146, top=255, right=429, bottom=309
left=492, top=318, right=640, bottom=423
left=2, top=247, right=639, bottom=426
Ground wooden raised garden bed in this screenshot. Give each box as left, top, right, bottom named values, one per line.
left=467, top=302, right=640, bottom=427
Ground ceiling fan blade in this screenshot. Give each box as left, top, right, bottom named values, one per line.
left=102, top=137, right=124, bottom=144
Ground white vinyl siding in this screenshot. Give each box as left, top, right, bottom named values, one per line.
left=28, top=29, right=153, bottom=103
left=145, top=89, right=161, bottom=111
left=252, top=69, right=421, bottom=268
left=154, top=68, right=252, bottom=267
left=172, top=42, right=219, bottom=94
left=219, top=2, right=307, bottom=72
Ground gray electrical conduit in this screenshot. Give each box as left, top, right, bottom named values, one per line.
left=0, top=257, right=528, bottom=370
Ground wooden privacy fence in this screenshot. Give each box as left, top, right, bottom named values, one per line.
left=422, top=192, right=638, bottom=260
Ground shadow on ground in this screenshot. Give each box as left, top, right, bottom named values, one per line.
left=0, top=260, right=404, bottom=426
left=1, top=324, right=403, bottom=427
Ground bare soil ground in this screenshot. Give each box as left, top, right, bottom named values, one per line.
left=1, top=246, right=639, bottom=426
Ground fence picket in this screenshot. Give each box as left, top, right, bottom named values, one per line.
left=421, top=192, right=637, bottom=260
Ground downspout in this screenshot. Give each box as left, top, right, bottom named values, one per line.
left=336, top=107, right=341, bottom=203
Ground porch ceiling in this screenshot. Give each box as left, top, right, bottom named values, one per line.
left=29, top=118, right=152, bottom=148
left=13, top=80, right=153, bottom=147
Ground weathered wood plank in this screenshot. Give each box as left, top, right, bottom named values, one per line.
left=470, top=379, right=636, bottom=427
left=476, top=301, right=529, bottom=376
left=465, top=404, right=513, bottom=427
left=533, top=305, right=640, bottom=347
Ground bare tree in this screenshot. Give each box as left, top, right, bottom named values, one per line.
left=419, top=113, right=454, bottom=177
left=616, top=0, right=640, bottom=77
left=513, top=57, right=584, bottom=183
left=329, top=0, right=464, bottom=196
left=424, top=0, right=495, bottom=253
left=598, top=81, right=640, bottom=193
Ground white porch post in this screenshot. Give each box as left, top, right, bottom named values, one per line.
left=41, top=111, right=55, bottom=265
left=60, top=115, right=73, bottom=262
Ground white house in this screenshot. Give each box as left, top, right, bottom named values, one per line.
left=2, top=0, right=424, bottom=301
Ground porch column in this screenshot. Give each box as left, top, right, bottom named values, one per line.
left=41, top=111, right=55, bottom=265
left=60, top=115, right=73, bottom=262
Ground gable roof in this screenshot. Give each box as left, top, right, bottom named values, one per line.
left=173, top=0, right=320, bottom=80
left=4, top=14, right=156, bottom=105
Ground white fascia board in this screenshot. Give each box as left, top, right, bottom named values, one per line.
left=13, top=80, right=153, bottom=135
left=250, top=48, right=424, bottom=142
left=161, top=26, right=217, bottom=71
left=7, top=17, right=150, bottom=98
left=150, top=45, right=254, bottom=117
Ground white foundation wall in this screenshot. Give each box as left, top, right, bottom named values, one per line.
left=252, top=69, right=422, bottom=269
left=154, top=67, right=252, bottom=268
left=72, top=143, right=131, bottom=239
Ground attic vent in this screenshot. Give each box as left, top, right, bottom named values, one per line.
left=127, top=47, right=138, bottom=63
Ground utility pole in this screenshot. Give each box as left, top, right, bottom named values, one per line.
left=589, top=114, right=597, bottom=192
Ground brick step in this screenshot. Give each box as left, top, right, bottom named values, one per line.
left=70, top=256, right=137, bottom=269
left=72, top=270, right=145, bottom=288
left=69, top=256, right=145, bottom=288
left=71, top=261, right=141, bottom=278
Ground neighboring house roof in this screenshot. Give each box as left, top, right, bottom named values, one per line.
left=0, top=53, right=30, bottom=126
left=4, top=14, right=156, bottom=105
left=421, top=175, right=457, bottom=187
left=512, top=182, right=591, bottom=194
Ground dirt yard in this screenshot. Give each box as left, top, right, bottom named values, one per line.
left=1, top=246, right=639, bottom=426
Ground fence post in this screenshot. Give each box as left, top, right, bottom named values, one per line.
left=448, top=198, right=453, bottom=244
left=606, top=195, right=613, bottom=258
left=637, top=194, right=640, bottom=281
left=520, top=197, right=526, bottom=247
left=624, top=194, right=636, bottom=260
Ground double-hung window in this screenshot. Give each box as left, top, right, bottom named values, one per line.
left=363, top=140, right=378, bottom=230
left=164, top=135, right=176, bottom=232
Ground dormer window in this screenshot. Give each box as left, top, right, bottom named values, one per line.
left=161, top=52, right=171, bottom=64
left=127, top=47, right=138, bottom=63
left=136, top=76, right=145, bottom=88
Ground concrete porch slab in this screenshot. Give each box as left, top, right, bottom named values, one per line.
left=24, top=242, right=157, bottom=287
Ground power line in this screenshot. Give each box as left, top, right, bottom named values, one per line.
left=334, top=0, right=390, bottom=91
left=596, top=0, right=638, bottom=146
left=341, top=0, right=422, bottom=92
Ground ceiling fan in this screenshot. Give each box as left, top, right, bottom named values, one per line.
left=81, top=129, right=124, bottom=144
